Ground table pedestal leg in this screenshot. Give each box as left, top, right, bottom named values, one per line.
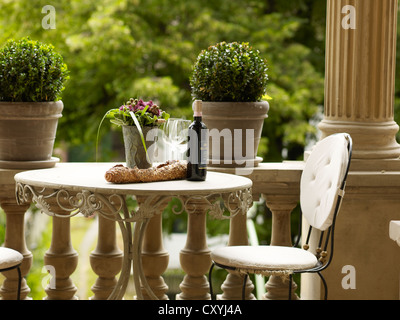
left=0, top=202, right=32, bottom=300
left=177, top=199, right=211, bottom=300
left=90, top=215, right=123, bottom=300
left=108, top=216, right=132, bottom=300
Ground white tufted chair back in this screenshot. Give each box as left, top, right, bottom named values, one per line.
left=300, top=133, right=351, bottom=231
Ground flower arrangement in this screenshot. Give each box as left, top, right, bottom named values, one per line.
left=106, top=98, right=170, bottom=127
left=97, top=97, right=170, bottom=165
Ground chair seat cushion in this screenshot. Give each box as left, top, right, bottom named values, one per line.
left=211, top=245, right=318, bottom=274
left=0, top=247, right=23, bottom=270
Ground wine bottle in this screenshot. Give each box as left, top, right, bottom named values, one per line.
left=187, top=100, right=208, bottom=181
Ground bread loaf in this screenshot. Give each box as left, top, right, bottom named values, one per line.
left=105, top=160, right=187, bottom=184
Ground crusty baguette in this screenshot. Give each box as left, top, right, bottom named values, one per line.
left=105, top=160, right=187, bottom=184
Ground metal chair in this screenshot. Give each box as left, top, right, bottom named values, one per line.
left=209, top=133, right=352, bottom=300
left=0, top=247, right=24, bottom=300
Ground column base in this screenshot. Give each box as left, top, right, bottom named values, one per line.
left=318, top=119, right=400, bottom=160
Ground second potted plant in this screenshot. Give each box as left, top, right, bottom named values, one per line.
left=190, top=41, right=269, bottom=168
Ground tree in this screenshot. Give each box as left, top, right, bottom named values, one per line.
left=0, top=0, right=327, bottom=161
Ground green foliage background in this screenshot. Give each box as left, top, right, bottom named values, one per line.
left=0, top=0, right=328, bottom=162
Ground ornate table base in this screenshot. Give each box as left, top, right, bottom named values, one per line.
left=15, top=165, right=252, bottom=300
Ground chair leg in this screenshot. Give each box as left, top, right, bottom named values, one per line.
left=208, top=263, right=215, bottom=300
left=241, top=274, right=248, bottom=300
left=17, top=266, right=22, bottom=300
left=317, top=272, right=328, bottom=300
left=288, top=274, right=293, bottom=300
left=0, top=265, right=22, bottom=300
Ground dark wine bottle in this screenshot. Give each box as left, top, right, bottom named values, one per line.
left=186, top=100, right=208, bottom=181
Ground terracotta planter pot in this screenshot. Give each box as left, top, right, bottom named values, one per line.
left=0, top=101, right=63, bottom=165
left=202, top=101, right=269, bottom=168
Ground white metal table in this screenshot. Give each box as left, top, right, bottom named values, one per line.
left=14, top=162, right=253, bottom=300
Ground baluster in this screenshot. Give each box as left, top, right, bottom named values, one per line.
left=0, top=169, right=32, bottom=300
left=90, top=215, right=123, bottom=300
left=141, top=213, right=169, bottom=300
left=177, top=198, right=211, bottom=300
left=219, top=210, right=255, bottom=300
left=0, top=201, right=32, bottom=300
left=43, top=197, right=78, bottom=300
left=263, top=194, right=299, bottom=300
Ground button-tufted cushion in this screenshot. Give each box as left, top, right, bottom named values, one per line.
left=300, top=134, right=349, bottom=231
left=0, top=247, right=23, bottom=270
left=211, top=245, right=318, bottom=273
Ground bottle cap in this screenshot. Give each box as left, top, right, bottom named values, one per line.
left=193, top=100, right=202, bottom=116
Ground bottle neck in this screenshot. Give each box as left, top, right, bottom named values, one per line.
left=194, top=115, right=202, bottom=121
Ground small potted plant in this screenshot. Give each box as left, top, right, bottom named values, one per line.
left=190, top=41, right=269, bottom=168
left=104, top=98, right=170, bottom=169
left=0, top=37, right=69, bottom=168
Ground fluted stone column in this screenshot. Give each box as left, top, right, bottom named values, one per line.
left=302, top=0, right=400, bottom=300
left=319, top=0, right=400, bottom=161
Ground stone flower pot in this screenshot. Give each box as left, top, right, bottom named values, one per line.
left=0, top=101, right=63, bottom=168
left=122, top=125, right=156, bottom=169
left=202, top=101, right=269, bottom=168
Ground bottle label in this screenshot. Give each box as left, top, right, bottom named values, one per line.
left=187, top=128, right=208, bottom=167
left=199, top=128, right=208, bottom=168
left=199, top=143, right=207, bottom=169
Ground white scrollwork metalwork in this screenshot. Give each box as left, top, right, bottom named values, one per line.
left=16, top=183, right=114, bottom=219
left=226, top=188, right=253, bottom=216
left=35, top=194, right=52, bottom=215
left=16, top=180, right=252, bottom=301
left=16, top=182, right=252, bottom=221
left=173, top=187, right=253, bottom=220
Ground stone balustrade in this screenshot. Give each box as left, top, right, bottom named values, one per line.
left=0, top=162, right=304, bottom=300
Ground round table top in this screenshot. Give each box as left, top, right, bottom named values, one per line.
left=14, top=162, right=253, bottom=196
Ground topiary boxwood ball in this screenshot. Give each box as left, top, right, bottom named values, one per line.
left=0, top=37, right=69, bottom=102
left=190, top=41, right=268, bottom=102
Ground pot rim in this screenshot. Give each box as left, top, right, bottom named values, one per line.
left=0, top=101, right=64, bottom=119
left=0, top=100, right=63, bottom=105
left=202, top=100, right=269, bottom=119
left=201, top=100, right=269, bottom=105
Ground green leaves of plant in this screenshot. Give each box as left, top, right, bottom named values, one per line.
left=128, top=109, right=150, bottom=163
left=106, top=106, right=169, bottom=127
left=0, top=37, right=69, bottom=102
left=190, top=41, right=268, bottom=102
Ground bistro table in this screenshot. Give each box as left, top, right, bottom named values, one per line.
left=14, top=162, right=253, bottom=300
